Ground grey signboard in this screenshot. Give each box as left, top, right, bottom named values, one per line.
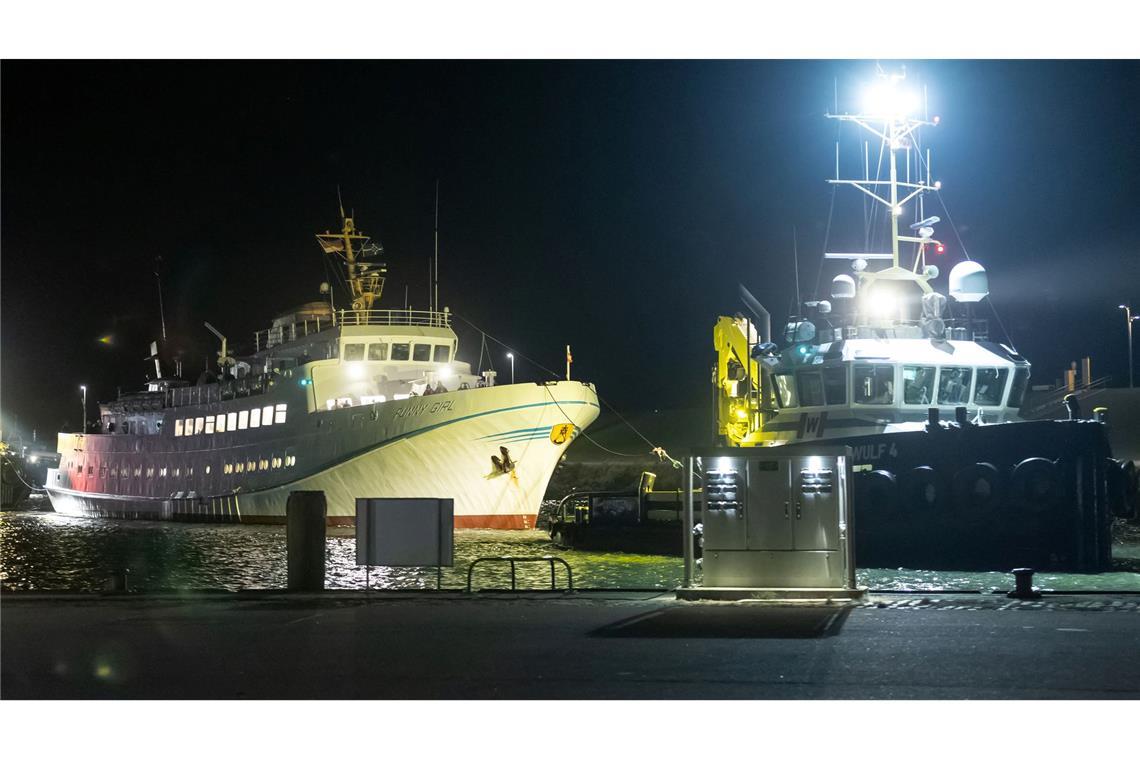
left=355, top=498, right=454, bottom=567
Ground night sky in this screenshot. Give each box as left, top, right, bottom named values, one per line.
left=3, top=60, right=1138, bottom=439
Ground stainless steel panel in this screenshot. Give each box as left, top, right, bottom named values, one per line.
left=703, top=549, right=842, bottom=588
left=746, top=458, right=792, bottom=551
left=792, top=457, right=840, bottom=551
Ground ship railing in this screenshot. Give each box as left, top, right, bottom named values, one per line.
left=335, top=309, right=451, bottom=328
left=252, top=310, right=451, bottom=351
left=254, top=316, right=333, bottom=352
left=466, top=556, right=574, bottom=593
left=164, top=373, right=272, bottom=408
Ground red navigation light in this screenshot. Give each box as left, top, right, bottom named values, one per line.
left=935, top=243, right=945, bottom=254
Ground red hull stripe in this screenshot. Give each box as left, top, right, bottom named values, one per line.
left=241, top=513, right=537, bottom=530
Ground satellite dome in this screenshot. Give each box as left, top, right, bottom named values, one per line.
left=816, top=300, right=832, bottom=315
left=949, top=261, right=989, bottom=303
left=783, top=320, right=816, bottom=344
left=831, top=274, right=856, bottom=299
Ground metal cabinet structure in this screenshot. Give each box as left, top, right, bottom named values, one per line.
left=684, top=447, right=856, bottom=591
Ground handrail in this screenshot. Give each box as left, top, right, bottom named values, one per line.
left=252, top=309, right=452, bottom=351
left=466, top=556, right=573, bottom=592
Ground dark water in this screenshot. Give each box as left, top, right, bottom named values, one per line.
left=3, top=511, right=1139, bottom=593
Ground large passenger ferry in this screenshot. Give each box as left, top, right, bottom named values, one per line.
left=45, top=213, right=599, bottom=527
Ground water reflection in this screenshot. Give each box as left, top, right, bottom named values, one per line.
left=2, top=512, right=1138, bottom=593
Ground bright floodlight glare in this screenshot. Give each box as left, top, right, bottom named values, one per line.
left=506, top=352, right=513, bottom=359
left=862, top=83, right=919, bottom=118
left=868, top=291, right=896, bottom=317
left=439, top=365, right=454, bottom=380
left=892, top=205, right=903, bottom=216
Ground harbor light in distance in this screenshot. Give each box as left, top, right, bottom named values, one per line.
left=506, top=353, right=515, bottom=384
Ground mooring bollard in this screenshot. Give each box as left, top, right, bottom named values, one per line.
left=1007, top=567, right=1042, bottom=599
left=287, top=491, right=327, bottom=592
left=104, top=569, right=130, bottom=592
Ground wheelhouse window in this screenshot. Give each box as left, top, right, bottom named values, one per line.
left=368, top=343, right=388, bottom=361
left=822, top=366, right=847, bottom=406
left=227, top=412, right=237, bottom=431
left=275, top=403, right=287, bottom=424
left=974, top=368, right=1009, bottom=407
left=238, top=410, right=249, bottom=429
left=854, top=365, right=895, bottom=405
left=194, top=417, right=205, bottom=435
left=774, top=373, right=797, bottom=408
left=796, top=371, right=825, bottom=407
left=343, top=343, right=365, bottom=361
left=902, top=366, right=936, bottom=405
left=215, top=413, right=226, bottom=433
left=262, top=405, right=274, bottom=425
left=250, top=408, right=261, bottom=428
left=175, top=419, right=184, bottom=436
left=205, top=416, right=215, bottom=434
left=1008, top=367, right=1031, bottom=409
left=433, top=345, right=451, bottom=363
left=412, top=344, right=431, bottom=362
left=391, top=343, right=410, bottom=361
left=937, top=367, right=973, bottom=405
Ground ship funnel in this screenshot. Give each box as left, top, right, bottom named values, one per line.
left=949, top=261, right=989, bottom=303
left=831, top=274, right=856, bottom=300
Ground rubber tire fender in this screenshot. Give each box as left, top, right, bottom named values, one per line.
left=901, top=465, right=942, bottom=510
left=1010, top=457, right=1061, bottom=513
left=953, top=462, right=1002, bottom=511
left=857, top=469, right=897, bottom=512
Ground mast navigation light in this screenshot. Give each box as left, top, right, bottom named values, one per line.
left=933, top=180, right=942, bottom=190
left=935, top=243, right=945, bottom=254
left=892, top=205, right=903, bottom=216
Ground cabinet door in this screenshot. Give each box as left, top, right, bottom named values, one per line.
left=792, top=457, right=840, bottom=551
left=746, top=458, right=793, bottom=550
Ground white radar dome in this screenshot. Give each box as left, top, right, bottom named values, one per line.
left=831, top=274, right=856, bottom=300
left=949, top=261, right=989, bottom=303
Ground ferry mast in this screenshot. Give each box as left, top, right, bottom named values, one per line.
left=824, top=68, right=943, bottom=298
left=316, top=211, right=387, bottom=312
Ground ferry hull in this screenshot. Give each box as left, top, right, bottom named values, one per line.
left=45, top=381, right=600, bottom=528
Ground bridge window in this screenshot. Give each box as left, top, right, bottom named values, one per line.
left=1008, top=368, right=1030, bottom=409
left=263, top=405, right=275, bottom=425
left=227, top=412, right=237, bottom=431
left=391, top=343, right=410, bottom=361
left=854, top=365, right=895, bottom=405
left=903, top=365, right=936, bottom=405
left=205, top=417, right=215, bottom=434
left=250, top=408, right=261, bottom=428
left=974, top=368, right=1009, bottom=407
left=194, top=417, right=205, bottom=435
left=275, top=403, right=287, bottom=424
left=215, top=413, right=226, bottom=433
left=368, top=343, right=388, bottom=361
left=796, top=371, right=825, bottom=407
left=823, top=366, right=847, bottom=405
left=937, top=367, right=973, bottom=405
left=175, top=419, right=184, bottom=436
left=343, top=343, right=365, bottom=361
left=774, top=373, right=797, bottom=408
left=433, top=345, right=451, bottom=363
left=238, top=410, right=249, bottom=429
left=413, top=344, right=431, bottom=362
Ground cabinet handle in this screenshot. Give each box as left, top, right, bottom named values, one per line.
left=783, top=501, right=789, bottom=519
left=796, top=501, right=803, bottom=520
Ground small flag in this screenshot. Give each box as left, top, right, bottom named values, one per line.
left=566, top=345, right=573, bottom=365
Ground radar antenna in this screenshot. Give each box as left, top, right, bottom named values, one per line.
left=316, top=202, right=387, bottom=311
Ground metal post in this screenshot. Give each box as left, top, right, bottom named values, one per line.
left=507, top=353, right=515, bottom=384
left=1122, top=305, right=1135, bottom=389
left=682, top=455, right=694, bottom=588
left=287, top=491, right=327, bottom=592
left=79, top=385, right=87, bottom=433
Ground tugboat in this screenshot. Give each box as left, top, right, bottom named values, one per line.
left=45, top=211, right=600, bottom=527
left=710, top=68, right=1136, bottom=571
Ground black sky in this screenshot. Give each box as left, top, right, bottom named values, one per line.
left=2, top=60, right=1138, bottom=437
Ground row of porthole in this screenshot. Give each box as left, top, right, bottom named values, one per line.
left=69, top=454, right=299, bottom=481
left=222, top=455, right=297, bottom=475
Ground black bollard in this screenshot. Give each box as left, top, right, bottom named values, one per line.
left=1094, top=407, right=1108, bottom=424
left=287, top=491, right=327, bottom=592
left=954, top=406, right=969, bottom=426
left=1007, top=567, right=1042, bottom=599
left=927, top=407, right=941, bottom=429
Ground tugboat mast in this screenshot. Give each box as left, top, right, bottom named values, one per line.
left=824, top=67, right=943, bottom=296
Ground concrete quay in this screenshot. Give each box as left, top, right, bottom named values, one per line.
left=3, top=590, right=1139, bottom=699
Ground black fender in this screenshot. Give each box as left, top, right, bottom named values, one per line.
left=856, top=469, right=897, bottom=512
left=1010, top=457, right=1062, bottom=513
left=901, top=466, right=942, bottom=510
left=953, top=462, right=1002, bottom=511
